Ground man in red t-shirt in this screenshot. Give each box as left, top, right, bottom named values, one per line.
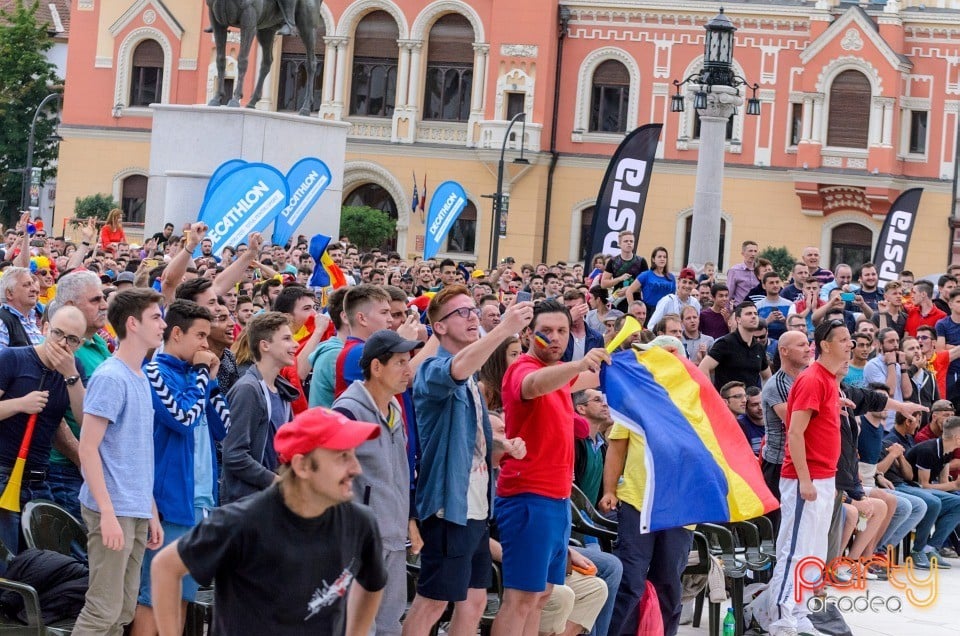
left=752, top=319, right=850, bottom=636
left=905, top=281, right=946, bottom=337
left=492, top=299, right=609, bottom=636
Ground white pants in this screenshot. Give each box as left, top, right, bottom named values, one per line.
left=750, top=477, right=834, bottom=634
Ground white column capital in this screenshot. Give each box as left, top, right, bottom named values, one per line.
left=398, top=39, right=424, bottom=51
left=472, top=43, right=490, bottom=54
left=324, top=36, right=349, bottom=49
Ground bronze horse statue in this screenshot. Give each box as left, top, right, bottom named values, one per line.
left=206, top=0, right=324, bottom=116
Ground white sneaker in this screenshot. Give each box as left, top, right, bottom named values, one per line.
left=679, top=601, right=694, bottom=625
left=769, top=627, right=800, bottom=636
left=797, top=617, right=827, bottom=636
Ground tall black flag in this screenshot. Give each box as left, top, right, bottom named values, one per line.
left=587, top=124, right=663, bottom=258
left=873, top=188, right=923, bottom=286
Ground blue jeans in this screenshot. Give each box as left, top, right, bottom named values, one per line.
left=0, top=467, right=53, bottom=565
left=574, top=544, right=622, bottom=636
left=47, top=462, right=83, bottom=522
left=896, top=484, right=960, bottom=549
left=878, top=490, right=927, bottom=549
left=609, top=503, right=693, bottom=636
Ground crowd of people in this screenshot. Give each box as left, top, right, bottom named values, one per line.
left=0, top=211, right=956, bottom=636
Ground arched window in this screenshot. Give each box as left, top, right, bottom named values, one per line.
left=830, top=222, right=872, bottom=271
left=423, top=13, right=473, bottom=122
left=277, top=22, right=325, bottom=112
left=827, top=70, right=871, bottom=148
left=579, top=206, right=595, bottom=263
left=349, top=11, right=399, bottom=118
left=589, top=60, right=629, bottom=133
left=445, top=201, right=476, bottom=253
left=121, top=174, right=148, bottom=224
left=130, top=40, right=164, bottom=107
left=683, top=215, right=727, bottom=271
left=343, top=183, right=399, bottom=249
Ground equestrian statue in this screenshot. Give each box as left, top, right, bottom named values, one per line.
left=206, top=0, right=324, bottom=116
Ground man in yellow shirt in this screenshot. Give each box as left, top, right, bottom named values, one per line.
left=599, top=423, right=692, bottom=636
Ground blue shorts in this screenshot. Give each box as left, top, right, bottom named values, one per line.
left=138, top=509, right=205, bottom=606
left=416, top=516, right=491, bottom=602
left=494, top=494, right=571, bottom=592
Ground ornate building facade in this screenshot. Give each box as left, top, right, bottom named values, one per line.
left=56, top=0, right=960, bottom=272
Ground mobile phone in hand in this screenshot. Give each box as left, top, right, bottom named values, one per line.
left=516, top=290, right=532, bottom=303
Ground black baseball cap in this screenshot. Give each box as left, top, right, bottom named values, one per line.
left=360, top=330, right=423, bottom=371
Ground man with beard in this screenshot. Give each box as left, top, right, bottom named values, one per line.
left=492, top=300, right=609, bottom=636
left=699, top=302, right=771, bottom=389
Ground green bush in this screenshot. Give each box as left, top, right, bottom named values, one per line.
left=759, top=246, right=797, bottom=280
left=339, top=205, right=396, bottom=251
left=74, top=193, right=118, bottom=220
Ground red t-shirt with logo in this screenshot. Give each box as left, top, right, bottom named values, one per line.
left=498, top=353, right=576, bottom=499
left=782, top=361, right=841, bottom=480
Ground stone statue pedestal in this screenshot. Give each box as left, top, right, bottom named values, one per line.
left=145, top=105, right=351, bottom=243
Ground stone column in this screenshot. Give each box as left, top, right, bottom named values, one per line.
left=869, top=97, right=883, bottom=146
left=395, top=40, right=414, bottom=107
left=881, top=98, right=894, bottom=146
left=801, top=96, right=813, bottom=141
left=811, top=95, right=824, bottom=143
left=320, top=36, right=348, bottom=119
left=321, top=37, right=337, bottom=104
left=468, top=43, right=489, bottom=146
left=688, top=85, right=740, bottom=272
left=406, top=41, right=424, bottom=112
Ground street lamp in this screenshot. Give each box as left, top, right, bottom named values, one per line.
left=670, top=8, right=760, bottom=117
left=488, top=111, right=529, bottom=266
left=670, top=7, right=760, bottom=271
left=21, top=92, right=63, bottom=212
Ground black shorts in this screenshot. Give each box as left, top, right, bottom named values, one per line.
left=416, top=516, right=491, bottom=602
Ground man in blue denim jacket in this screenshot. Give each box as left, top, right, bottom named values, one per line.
left=403, top=285, right=532, bottom=636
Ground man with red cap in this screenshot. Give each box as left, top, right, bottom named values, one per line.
left=150, top=408, right=387, bottom=635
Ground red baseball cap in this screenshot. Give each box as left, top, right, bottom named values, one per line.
left=679, top=267, right=697, bottom=281
left=274, top=408, right=380, bottom=463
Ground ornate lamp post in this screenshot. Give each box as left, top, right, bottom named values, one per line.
left=21, top=93, right=63, bottom=212
left=670, top=8, right=759, bottom=271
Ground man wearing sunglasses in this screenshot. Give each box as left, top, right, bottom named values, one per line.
left=0, top=305, right=86, bottom=558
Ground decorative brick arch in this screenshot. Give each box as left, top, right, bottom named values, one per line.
left=573, top=48, right=640, bottom=136
left=815, top=56, right=883, bottom=96
left=410, top=0, right=485, bottom=43
left=336, top=0, right=409, bottom=39
left=114, top=27, right=174, bottom=112
left=568, top=198, right=596, bottom=263
left=342, top=160, right=409, bottom=254
left=674, top=207, right=733, bottom=271
left=111, top=167, right=149, bottom=202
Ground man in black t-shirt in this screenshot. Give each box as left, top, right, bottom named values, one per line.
left=150, top=408, right=387, bottom=636
left=699, top=302, right=771, bottom=390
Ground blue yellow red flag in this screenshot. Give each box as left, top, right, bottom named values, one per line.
left=308, top=234, right=347, bottom=289
left=601, top=346, right=778, bottom=532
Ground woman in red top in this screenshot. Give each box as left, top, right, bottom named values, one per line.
left=99, top=208, right=126, bottom=248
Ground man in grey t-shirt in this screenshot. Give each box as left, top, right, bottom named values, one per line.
left=759, top=332, right=810, bottom=531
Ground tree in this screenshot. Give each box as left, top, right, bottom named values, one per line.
left=759, top=246, right=797, bottom=281
left=339, top=205, right=396, bottom=251
left=74, top=193, right=118, bottom=220
left=0, top=0, right=62, bottom=226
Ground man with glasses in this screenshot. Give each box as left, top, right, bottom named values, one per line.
left=405, top=286, right=532, bottom=635
left=0, top=305, right=86, bottom=557
left=48, top=270, right=112, bottom=519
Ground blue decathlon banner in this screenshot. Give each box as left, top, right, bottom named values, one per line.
left=195, top=163, right=289, bottom=257
left=271, top=157, right=332, bottom=248
left=203, top=159, right=247, bottom=202
left=423, top=180, right=468, bottom=260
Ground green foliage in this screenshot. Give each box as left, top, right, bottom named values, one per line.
left=339, top=205, right=397, bottom=251
left=759, top=246, right=797, bottom=280
left=74, top=193, right=118, bottom=220
left=0, top=0, right=62, bottom=225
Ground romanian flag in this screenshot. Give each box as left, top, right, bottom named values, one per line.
left=308, top=234, right=347, bottom=289
left=602, top=346, right=778, bottom=532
